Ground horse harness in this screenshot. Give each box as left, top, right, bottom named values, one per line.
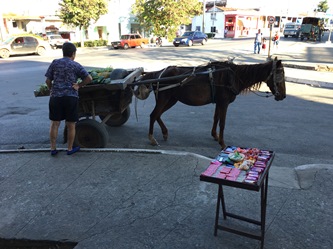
left=154, top=65, right=233, bottom=103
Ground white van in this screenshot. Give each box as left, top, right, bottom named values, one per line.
left=283, top=22, right=301, bottom=37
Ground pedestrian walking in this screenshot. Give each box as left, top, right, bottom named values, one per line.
left=45, top=42, right=92, bottom=156
left=262, top=37, right=267, bottom=54
left=273, top=31, right=280, bottom=49
left=224, top=27, right=228, bottom=38
left=254, top=29, right=263, bottom=54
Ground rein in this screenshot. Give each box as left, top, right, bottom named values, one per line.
left=264, top=60, right=281, bottom=98
left=249, top=89, right=273, bottom=98
left=249, top=60, right=281, bottom=98
left=135, top=66, right=233, bottom=95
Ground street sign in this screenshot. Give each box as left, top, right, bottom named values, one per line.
left=268, top=16, right=275, bottom=24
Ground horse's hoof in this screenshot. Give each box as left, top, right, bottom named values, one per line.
left=149, top=135, right=159, bottom=146
left=211, top=133, right=218, bottom=141
left=163, top=135, right=168, bottom=141
left=220, top=144, right=227, bottom=150
left=151, top=141, right=160, bottom=146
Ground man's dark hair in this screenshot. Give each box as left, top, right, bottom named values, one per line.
left=62, top=42, right=77, bottom=57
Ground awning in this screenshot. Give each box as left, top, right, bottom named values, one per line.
left=238, top=19, right=251, bottom=27
left=45, top=25, right=59, bottom=31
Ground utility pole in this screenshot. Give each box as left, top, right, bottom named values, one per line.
left=0, top=11, right=4, bottom=42
left=202, top=0, right=206, bottom=32
left=327, top=24, right=332, bottom=44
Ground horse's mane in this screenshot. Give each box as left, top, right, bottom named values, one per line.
left=209, top=60, right=275, bottom=94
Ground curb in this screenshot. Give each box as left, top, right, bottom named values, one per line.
left=285, top=76, right=333, bottom=89
left=284, top=63, right=316, bottom=70
left=284, top=63, right=333, bottom=72
left=0, top=148, right=212, bottom=161
left=294, top=164, right=333, bottom=189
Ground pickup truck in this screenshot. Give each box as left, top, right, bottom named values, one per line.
left=111, top=34, right=149, bottom=49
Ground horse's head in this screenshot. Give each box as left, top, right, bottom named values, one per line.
left=133, top=66, right=179, bottom=100
left=133, top=70, right=157, bottom=100
left=265, top=57, right=286, bottom=101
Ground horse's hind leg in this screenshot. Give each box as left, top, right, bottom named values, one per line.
left=211, top=105, right=219, bottom=141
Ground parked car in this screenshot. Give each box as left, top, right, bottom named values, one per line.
left=111, top=34, right=149, bottom=49
left=48, top=34, right=69, bottom=49
left=283, top=22, right=301, bottom=38
left=0, top=34, right=50, bottom=59
left=173, top=31, right=208, bottom=47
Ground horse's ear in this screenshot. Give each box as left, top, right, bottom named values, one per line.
left=274, top=56, right=278, bottom=61
left=276, top=60, right=282, bottom=67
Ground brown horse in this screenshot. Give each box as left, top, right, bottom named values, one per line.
left=133, top=58, right=286, bottom=148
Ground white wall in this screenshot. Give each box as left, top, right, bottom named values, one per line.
left=192, top=10, right=225, bottom=36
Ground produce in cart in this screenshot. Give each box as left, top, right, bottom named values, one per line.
left=34, top=67, right=114, bottom=97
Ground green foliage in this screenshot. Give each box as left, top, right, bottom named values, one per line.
left=58, top=0, right=109, bottom=29
left=316, top=0, right=329, bottom=13
left=132, top=0, right=202, bottom=39
left=58, top=0, right=108, bottom=47
left=72, top=40, right=108, bottom=47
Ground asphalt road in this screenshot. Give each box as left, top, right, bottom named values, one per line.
left=0, top=38, right=332, bottom=167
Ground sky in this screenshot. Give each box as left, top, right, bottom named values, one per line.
left=226, top=0, right=332, bottom=14
left=1, top=0, right=332, bottom=16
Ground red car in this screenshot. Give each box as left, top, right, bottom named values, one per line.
left=111, top=34, right=149, bottom=49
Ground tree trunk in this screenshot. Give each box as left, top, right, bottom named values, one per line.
left=80, top=26, right=84, bottom=48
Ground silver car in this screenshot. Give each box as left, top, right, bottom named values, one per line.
left=0, top=35, right=50, bottom=59
left=48, top=34, right=69, bottom=49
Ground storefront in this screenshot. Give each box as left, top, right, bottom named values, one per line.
left=224, top=12, right=260, bottom=38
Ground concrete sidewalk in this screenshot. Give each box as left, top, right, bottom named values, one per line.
left=0, top=149, right=332, bottom=249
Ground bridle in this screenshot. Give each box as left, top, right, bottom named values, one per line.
left=264, top=60, right=284, bottom=98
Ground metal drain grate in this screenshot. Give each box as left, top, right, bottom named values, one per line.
left=0, top=238, right=77, bottom=249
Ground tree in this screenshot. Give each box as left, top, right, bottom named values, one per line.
left=58, top=0, right=108, bottom=47
left=132, top=0, right=202, bottom=40
left=315, top=0, right=329, bottom=13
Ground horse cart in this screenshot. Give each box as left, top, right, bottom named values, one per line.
left=35, top=67, right=144, bottom=148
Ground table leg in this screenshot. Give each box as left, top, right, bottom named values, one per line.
left=214, top=184, right=227, bottom=236
left=260, top=172, right=269, bottom=249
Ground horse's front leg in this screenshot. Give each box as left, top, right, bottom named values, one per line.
left=156, top=118, right=168, bottom=141
left=149, top=110, right=160, bottom=146
left=156, top=98, right=178, bottom=141
left=211, top=105, right=219, bottom=141
left=217, top=104, right=229, bottom=149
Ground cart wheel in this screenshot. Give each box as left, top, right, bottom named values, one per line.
left=74, top=119, right=109, bottom=148
left=99, top=106, right=131, bottom=127
left=109, top=68, right=130, bottom=80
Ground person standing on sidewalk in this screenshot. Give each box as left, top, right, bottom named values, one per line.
left=254, top=29, right=263, bottom=54
left=224, top=27, right=228, bottom=38
left=45, top=42, right=92, bottom=156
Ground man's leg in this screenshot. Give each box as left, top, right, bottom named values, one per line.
left=66, top=121, right=76, bottom=151
left=50, top=121, right=61, bottom=150
left=254, top=42, right=257, bottom=53
left=258, top=43, right=261, bottom=54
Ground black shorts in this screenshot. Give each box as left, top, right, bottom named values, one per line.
left=49, top=96, right=78, bottom=122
